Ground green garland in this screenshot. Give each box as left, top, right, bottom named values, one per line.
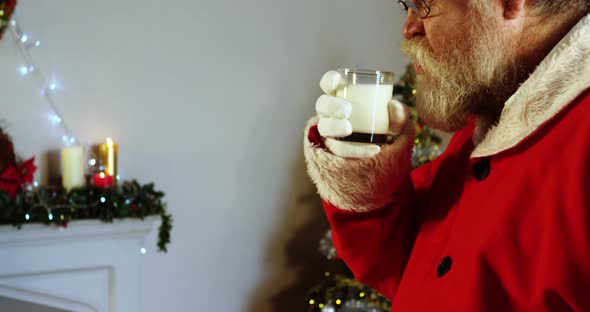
left=0, top=180, right=172, bottom=252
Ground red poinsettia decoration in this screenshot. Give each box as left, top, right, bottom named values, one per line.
left=0, top=157, right=36, bottom=199
left=0, top=0, right=17, bottom=40
left=0, top=125, right=35, bottom=199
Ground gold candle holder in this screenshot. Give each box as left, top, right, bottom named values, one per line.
left=98, top=137, right=118, bottom=179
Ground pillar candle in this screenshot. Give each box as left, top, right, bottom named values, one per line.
left=60, top=145, right=85, bottom=190
left=93, top=171, right=114, bottom=188
left=98, top=137, right=117, bottom=178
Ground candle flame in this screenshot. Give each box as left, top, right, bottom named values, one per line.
left=106, top=137, right=114, bottom=147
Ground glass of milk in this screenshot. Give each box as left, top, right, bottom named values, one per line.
left=335, top=69, right=395, bottom=144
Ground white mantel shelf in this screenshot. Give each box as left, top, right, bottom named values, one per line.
left=0, top=217, right=159, bottom=312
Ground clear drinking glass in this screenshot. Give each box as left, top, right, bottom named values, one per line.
left=335, top=69, right=395, bottom=144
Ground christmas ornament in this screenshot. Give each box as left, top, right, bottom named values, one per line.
left=319, top=229, right=337, bottom=260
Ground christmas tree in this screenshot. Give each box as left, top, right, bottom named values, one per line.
left=305, top=64, right=443, bottom=312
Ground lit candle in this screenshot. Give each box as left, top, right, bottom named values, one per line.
left=98, top=137, right=117, bottom=178
left=93, top=171, right=114, bottom=188
left=60, top=145, right=85, bottom=190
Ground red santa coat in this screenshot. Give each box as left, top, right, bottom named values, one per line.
left=304, top=15, right=590, bottom=311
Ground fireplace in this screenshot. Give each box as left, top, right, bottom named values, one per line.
left=0, top=217, right=158, bottom=311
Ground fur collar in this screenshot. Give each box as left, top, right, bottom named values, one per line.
left=472, top=14, right=590, bottom=158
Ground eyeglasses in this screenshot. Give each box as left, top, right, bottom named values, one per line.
left=398, top=0, right=431, bottom=18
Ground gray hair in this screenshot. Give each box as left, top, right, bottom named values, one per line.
left=530, top=0, right=590, bottom=16
left=470, top=0, right=590, bottom=16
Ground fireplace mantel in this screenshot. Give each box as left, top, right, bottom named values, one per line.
left=0, top=217, right=159, bottom=312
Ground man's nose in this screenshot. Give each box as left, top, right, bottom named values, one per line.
left=402, top=10, right=425, bottom=40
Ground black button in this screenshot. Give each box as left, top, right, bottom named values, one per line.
left=437, top=256, right=452, bottom=277
left=473, top=159, right=491, bottom=181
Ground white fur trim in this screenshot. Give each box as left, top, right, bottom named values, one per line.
left=304, top=117, right=415, bottom=212
left=472, top=14, right=590, bottom=158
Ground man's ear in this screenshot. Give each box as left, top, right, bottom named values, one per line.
left=503, top=0, right=526, bottom=19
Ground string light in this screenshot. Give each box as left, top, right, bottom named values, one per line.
left=335, top=299, right=342, bottom=305
left=140, top=247, right=147, bottom=254
left=18, top=65, right=28, bottom=75
left=9, top=17, right=80, bottom=146
left=49, top=113, right=62, bottom=124
left=100, top=197, right=106, bottom=203
left=25, top=213, right=30, bottom=220
left=48, top=213, right=53, bottom=221
left=61, top=135, right=76, bottom=145
left=309, top=299, right=315, bottom=305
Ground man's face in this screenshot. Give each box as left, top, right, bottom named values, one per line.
left=400, top=0, right=522, bottom=132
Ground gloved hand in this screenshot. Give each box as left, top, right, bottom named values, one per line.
left=316, top=70, right=411, bottom=158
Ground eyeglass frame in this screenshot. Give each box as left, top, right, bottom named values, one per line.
left=397, top=0, right=432, bottom=18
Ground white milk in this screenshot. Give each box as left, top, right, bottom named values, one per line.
left=336, top=84, right=393, bottom=135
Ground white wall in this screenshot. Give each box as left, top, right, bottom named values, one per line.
left=0, top=0, right=407, bottom=311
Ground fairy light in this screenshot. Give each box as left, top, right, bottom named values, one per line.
left=18, top=65, right=28, bottom=75
left=48, top=213, right=53, bottom=221
left=49, top=113, right=62, bottom=124
left=25, top=213, right=30, bottom=221
left=9, top=17, right=80, bottom=146
left=140, top=247, right=147, bottom=254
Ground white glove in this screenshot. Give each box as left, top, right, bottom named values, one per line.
left=316, top=71, right=410, bottom=158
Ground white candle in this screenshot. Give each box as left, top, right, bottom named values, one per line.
left=61, top=145, right=85, bottom=190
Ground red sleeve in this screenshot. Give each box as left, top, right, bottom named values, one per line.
left=322, top=173, right=420, bottom=300
left=319, top=122, right=474, bottom=301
